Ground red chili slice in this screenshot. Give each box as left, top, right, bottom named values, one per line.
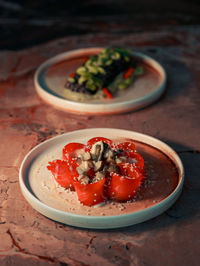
left=47, top=159, right=77, bottom=189
left=106, top=163, right=144, bottom=202
left=69, top=72, right=76, bottom=78
left=123, top=67, right=134, bottom=80
left=74, top=178, right=106, bottom=206
left=102, top=87, right=113, bottom=99
left=62, top=142, right=85, bottom=161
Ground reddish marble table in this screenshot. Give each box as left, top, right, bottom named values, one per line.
left=0, top=27, right=200, bottom=265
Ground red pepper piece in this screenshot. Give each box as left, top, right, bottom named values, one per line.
left=123, top=67, right=134, bottom=80
left=102, top=87, right=113, bottom=99
left=116, top=141, right=136, bottom=155
left=69, top=72, right=76, bottom=78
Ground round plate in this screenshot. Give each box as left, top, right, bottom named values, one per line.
left=19, top=128, right=184, bottom=229
left=34, top=48, right=166, bottom=115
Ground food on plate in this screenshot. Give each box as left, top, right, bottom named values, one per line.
left=47, top=137, right=145, bottom=206
left=64, top=48, right=143, bottom=101
left=29, top=136, right=180, bottom=216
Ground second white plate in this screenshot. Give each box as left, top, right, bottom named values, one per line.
left=34, top=48, right=166, bottom=115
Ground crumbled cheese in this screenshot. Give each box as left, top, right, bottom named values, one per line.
left=78, top=151, right=91, bottom=161
left=78, top=175, right=90, bottom=185
left=104, top=148, right=114, bottom=162
left=92, top=172, right=105, bottom=183
left=115, top=156, right=127, bottom=164
left=76, top=161, right=93, bottom=175
left=93, top=160, right=103, bottom=171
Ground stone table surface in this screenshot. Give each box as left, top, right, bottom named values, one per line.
left=0, top=25, right=200, bottom=266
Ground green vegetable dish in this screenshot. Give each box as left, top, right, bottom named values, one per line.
left=64, top=48, right=143, bottom=101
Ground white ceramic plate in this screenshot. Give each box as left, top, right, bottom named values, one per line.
left=34, top=48, right=166, bottom=115
left=19, top=128, right=184, bottom=229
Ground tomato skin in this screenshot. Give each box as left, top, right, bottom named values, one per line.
left=62, top=143, right=85, bottom=161
left=115, top=141, right=144, bottom=173
left=87, top=137, right=113, bottom=150
left=47, top=159, right=77, bottom=189
left=106, top=163, right=144, bottom=202
left=48, top=138, right=146, bottom=206
left=74, top=178, right=106, bottom=206
left=127, top=152, right=145, bottom=172
left=116, top=141, right=136, bottom=155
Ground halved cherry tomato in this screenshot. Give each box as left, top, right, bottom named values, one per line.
left=106, top=163, right=144, bottom=202
left=123, top=67, right=134, bottom=80
left=129, top=152, right=145, bottom=174
left=115, top=141, right=136, bottom=155
left=115, top=142, right=144, bottom=173
left=47, top=159, right=78, bottom=189
left=119, top=151, right=144, bottom=170
left=74, top=178, right=106, bottom=206
left=87, top=137, right=113, bottom=150
left=62, top=143, right=85, bottom=161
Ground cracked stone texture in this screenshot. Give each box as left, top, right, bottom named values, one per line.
left=0, top=26, right=200, bottom=266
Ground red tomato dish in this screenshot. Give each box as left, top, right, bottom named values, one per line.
left=47, top=137, right=145, bottom=206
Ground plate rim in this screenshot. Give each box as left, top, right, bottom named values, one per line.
left=34, top=47, right=167, bottom=115
left=19, top=128, right=184, bottom=229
